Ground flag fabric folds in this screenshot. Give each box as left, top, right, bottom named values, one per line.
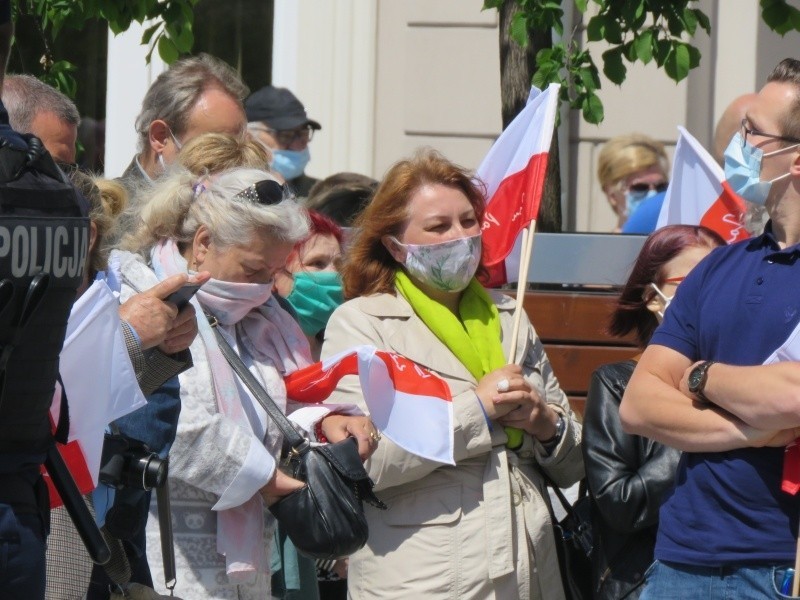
left=761, top=323, right=800, bottom=495
left=285, top=345, right=455, bottom=465
left=44, top=279, right=147, bottom=507
left=656, top=126, right=749, bottom=244
left=476, top=83, right=560, bottom=287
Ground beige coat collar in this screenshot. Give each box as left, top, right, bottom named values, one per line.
left=356, top=290, right=526, bottom=381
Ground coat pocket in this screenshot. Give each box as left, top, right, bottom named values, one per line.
left=382, top=484, right=462, bottom=526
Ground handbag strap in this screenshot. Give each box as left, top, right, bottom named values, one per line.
left=537, top=466, right=587, bottom=519
left=206, top=314, right=308, bottom=451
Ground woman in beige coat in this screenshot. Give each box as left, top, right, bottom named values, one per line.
left=321, top=150, right=584, bottom=599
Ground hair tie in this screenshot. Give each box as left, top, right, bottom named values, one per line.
left=191, top=182, right=206, bottom=197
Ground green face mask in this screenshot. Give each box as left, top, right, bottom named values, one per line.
left=285, top=271, right=345, bottom=336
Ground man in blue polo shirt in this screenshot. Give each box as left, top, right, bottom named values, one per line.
left=620, top=58, right=800, bottom=597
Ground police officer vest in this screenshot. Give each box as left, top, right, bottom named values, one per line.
left=0, top=135, right=89, bottom=453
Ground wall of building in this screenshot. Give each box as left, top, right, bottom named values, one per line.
left=104, top=0, right=800, bottom=232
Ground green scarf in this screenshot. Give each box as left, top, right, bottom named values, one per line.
left=395, top=272, right=523, bottom=447
left=395, top=270, right=505, bottom=379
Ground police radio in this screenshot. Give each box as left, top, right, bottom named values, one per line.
left=0, top=134, right=109, bottom=564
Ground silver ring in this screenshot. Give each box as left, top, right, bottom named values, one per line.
left=496, top=378, right=510, bottom=393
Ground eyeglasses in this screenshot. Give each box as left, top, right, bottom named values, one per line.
left=232, top=179, right=288, bottom=205
left=258, top=125, right=315, bottom=147
left=741, top=118, right=800, bottom=149
left=628, top=181, right=668, bottom=194
left=663, top=276, right=685, bottom=284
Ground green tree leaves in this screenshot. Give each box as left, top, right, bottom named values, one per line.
left=485, top=0, right=715, bottom=125
left=760, top=0, right=800, bottom=35
left=17, top=0, right=199, bottom=98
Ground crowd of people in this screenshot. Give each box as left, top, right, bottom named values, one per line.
left=2, top=1, right=800, bottom=598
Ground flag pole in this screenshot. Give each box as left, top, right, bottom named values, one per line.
left=508, top=220, right=538, bottom=364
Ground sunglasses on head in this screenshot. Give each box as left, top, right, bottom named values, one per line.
left=628, top=181, right=669, bottom=194
left=232, top=179, right=288, bottom=205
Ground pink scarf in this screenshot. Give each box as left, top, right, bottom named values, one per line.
left=151, top=239, right=311, bottom=580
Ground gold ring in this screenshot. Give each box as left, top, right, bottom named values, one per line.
left=369, top=431, right=381, bottom=442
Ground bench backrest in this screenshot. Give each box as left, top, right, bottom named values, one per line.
left=523, top=289, right=638, bottom=417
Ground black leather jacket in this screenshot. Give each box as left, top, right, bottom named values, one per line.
left=582, top=360, right=681, bottom=599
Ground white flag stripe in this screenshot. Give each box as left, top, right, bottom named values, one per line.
left=55, top=279, right=146, bottom=485
left=357, top=348, right=455, bottom=465
left=320, top=343, right=373, bottom=371
left=656, top=126, right=724, bottom=230
left=380, top=391, right=454, bottom=465
left=476, top=83, right=559, bottom=199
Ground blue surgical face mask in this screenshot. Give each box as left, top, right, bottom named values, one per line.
left=625, top=189, right=659, bottom=218
left=271, top=147, right=310, bottom=180
left=723, top=132, right=795, bottom=206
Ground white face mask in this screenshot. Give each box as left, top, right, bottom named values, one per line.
left=391, top=233, right=482, bottom=292
left=650, top=282, right=673, bottom=319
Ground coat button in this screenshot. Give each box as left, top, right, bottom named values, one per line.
left=512, top=492, right=522, bottom=506
left=757, top=277, right=764, bottom=284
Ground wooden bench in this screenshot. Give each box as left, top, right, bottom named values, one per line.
left=522, top=289, right=638, bottom=417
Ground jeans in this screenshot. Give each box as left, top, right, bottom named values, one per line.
left=641, top=559, right=798, bottom=600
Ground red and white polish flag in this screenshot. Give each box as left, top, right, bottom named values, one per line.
left=285, top=345, right=455, bottom=465
left=476, top=83, right=560, bottom=287
left=43, top=279, right=147, bottom=507
left=656, top=126, right=749, bottom=244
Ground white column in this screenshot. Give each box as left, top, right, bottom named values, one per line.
left=104, top=23, right=167, bottom=178
left=271, top=0, right=378, bottom=180
left=712, top=0, right=760, bottom=124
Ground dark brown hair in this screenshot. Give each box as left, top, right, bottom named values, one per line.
left=342, top=149, right=486, bottom=299
left=609, top=225, right=725, bottom=347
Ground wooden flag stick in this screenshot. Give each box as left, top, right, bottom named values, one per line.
left=508, top=220, right=538, bottom=364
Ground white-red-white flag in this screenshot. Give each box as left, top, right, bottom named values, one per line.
left=476, top=83, right=560, bottom=287
left=44, top=279, right=147, bottom=507
left=656, top=126, right=749, bottom=244
left=285, top=345, right=454, bottom=465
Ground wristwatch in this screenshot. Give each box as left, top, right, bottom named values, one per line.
left=540, top=413, right=565, bottom=451
left=687, top=360, right=716, bottom=401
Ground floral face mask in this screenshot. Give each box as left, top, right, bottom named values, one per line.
left=391, top=233, right=482, bottom=292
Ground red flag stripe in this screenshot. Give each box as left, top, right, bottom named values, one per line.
left=284, top=349, right=452, bottom=404
left=285, top=352, right=359, bottom=403
left=482, top=151, right=548, bottom=267
left=376, top=352, right=452, bottom=400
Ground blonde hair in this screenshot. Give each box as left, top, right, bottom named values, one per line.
left=597, top=133, right=669, bottom=191
left=120, top=167, right=309, bottom=255
left=178, top=132, right=271, bottom=176
left=69, top=172, right=128, bottom=274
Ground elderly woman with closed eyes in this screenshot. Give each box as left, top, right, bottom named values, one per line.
left=114, top=166, right=378, bottom=599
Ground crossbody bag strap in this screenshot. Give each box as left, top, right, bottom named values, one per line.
left=206, top=314, right=307, bottom=451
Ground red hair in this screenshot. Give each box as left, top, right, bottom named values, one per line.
left=294, top=210, right=343, bottom=254
left=609, top=225, right=725, bottom=347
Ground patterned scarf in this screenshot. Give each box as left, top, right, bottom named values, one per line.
left=150, top=239, right=311, bottom=581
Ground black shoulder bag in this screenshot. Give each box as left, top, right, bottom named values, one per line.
left=539, top=471, right=593, bottom=600
left=208, top=315, right=386, bottom=560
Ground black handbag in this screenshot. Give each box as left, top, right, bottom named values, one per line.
left=540, top=471, right=593, bottom=600
left=208, top=316, right=386, bottom=560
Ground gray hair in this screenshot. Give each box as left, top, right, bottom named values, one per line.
left=134, top=53, right=249, bottom=152
left=2, top=74, right=80, bottom=132
left=122, top=167, right=309, bottom=254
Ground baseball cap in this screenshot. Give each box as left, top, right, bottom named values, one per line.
left=245, top=85, right=321, bottom=131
